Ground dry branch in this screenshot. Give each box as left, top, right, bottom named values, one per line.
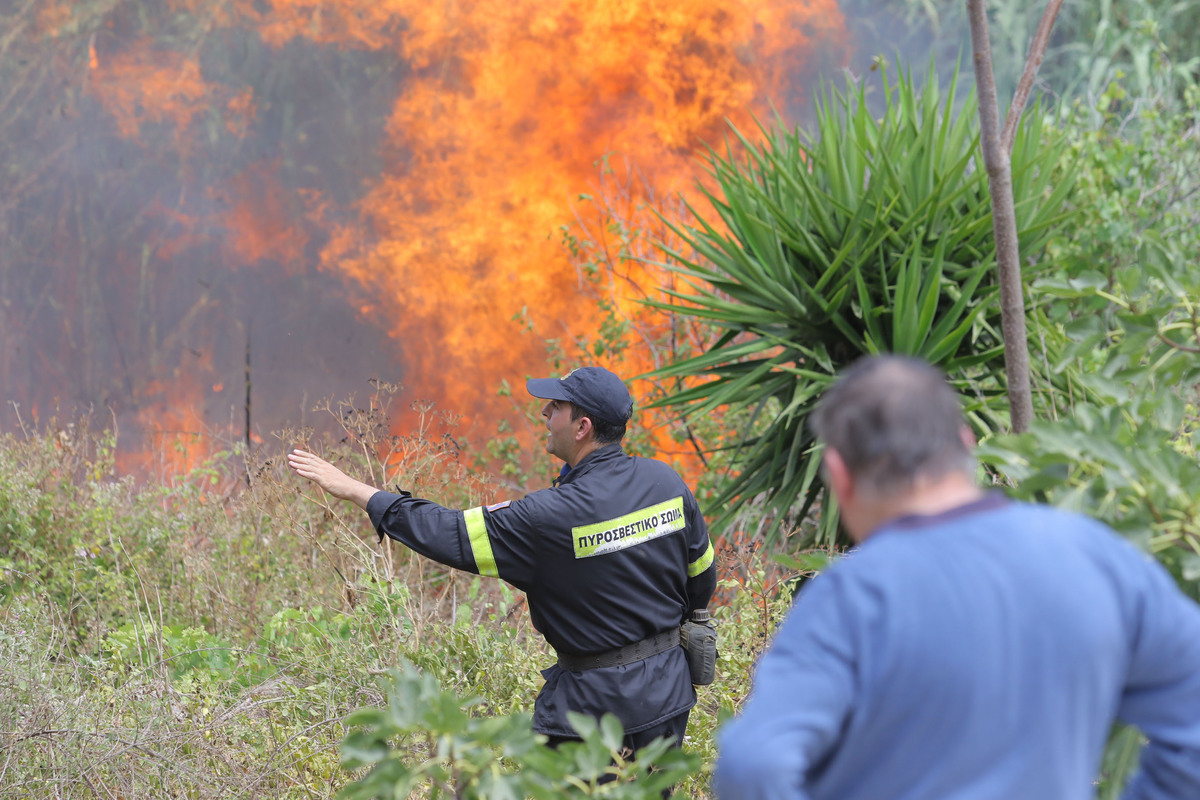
left=0, top=0, right=37, bottom=62
left=1001, top=0, right=1066, bottom=154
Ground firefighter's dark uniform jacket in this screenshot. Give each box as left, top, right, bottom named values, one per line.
left=365, top=443, right=716, bottom=737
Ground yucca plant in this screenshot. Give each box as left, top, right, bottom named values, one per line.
left=644, top=63, right=1077, bottom=546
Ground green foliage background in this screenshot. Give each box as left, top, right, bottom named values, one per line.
left=0, top=392, right=799, bottom=797
left=644, top=62, right=1076, bottom=546
left=980, top=53, right=1200, bottom=604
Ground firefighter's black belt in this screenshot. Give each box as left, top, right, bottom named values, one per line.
left=557, top=629, right=681, bottom=671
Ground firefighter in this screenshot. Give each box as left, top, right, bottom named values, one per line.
left=287, top=366, right=716, bottom=753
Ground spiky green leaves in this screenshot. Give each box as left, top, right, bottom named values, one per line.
left=645, top=64, right=1076, bottom=545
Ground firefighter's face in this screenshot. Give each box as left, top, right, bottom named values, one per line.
left=541, top=399, right=577, bottom=463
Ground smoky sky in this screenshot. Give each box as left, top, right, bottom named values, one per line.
left=0, top=12, right=413, bottom=471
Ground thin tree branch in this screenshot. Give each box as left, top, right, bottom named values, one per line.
left=0, top=137, right=76, bottom=219
left=1155, top=302, right=1200, bottom=354
left=1001, top=0, right=1066, bottom=154
left=1155, top=331, right=1200, bottom=354
left=0, top=0, right=37, bottom=61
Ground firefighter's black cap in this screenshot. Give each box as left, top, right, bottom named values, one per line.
left=526, top=367, right=633, bottom=425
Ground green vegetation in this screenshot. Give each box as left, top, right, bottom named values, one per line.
left=0, top=399, right=796, bottom=798
left=339, top=665, right=698, bottom=799
left=4, top=10, right=1200, bottom=799
left=846, top=0, right=1200, bottom=102
left=980, top=54, right=1200, bottom=604
left=642, top=63, right=1076, bottom=546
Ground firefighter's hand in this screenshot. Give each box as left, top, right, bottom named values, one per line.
left=287, top=449, right=377, bottom=510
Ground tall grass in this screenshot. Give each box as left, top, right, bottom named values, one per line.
left=0, top=397, right=792, bottom=798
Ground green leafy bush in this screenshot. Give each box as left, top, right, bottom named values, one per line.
left=980, top=58, right=1200, bottom=604
left=0, top=408, right=557, bottom=798
left=339, top=662, right=700, bottom=800
left=646, top=62, right=1076, bottom=545
left=844, top=0, right=1200, bottom=104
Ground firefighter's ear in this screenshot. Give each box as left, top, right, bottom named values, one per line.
left=575, top=414, right=593, bottom=442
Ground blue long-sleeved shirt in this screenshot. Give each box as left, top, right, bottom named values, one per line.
left=714, top=495, right=1200, bottom=800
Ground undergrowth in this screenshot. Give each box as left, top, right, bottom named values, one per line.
left=0, top=396, right=796, bottom=798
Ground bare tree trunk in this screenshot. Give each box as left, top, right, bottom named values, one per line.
left=964, top=0, right=1060, bottom=434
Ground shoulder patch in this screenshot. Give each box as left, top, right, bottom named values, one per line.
left=485, top=500, right=512, bottom=512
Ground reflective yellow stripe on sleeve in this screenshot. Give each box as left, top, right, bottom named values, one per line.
left=463, top=507, right=498, bottom=578
left=688, top=540, right=715, bottom=577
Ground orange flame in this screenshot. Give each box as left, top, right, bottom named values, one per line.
left=89, top=43, right=215, bottom=142
left=221, top=160, right=311, bottom=270
left=56, top=0, right=847, bottom=478
left=319, top=0, right=848, bottom=433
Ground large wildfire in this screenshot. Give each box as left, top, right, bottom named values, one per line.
left=1, top=0, right=848, bottom=481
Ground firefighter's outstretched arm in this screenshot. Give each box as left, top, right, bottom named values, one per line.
left=287, top=449, right=378, bottom=510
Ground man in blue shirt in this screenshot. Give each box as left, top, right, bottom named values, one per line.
left=714, top=355, right=1200, bottom=800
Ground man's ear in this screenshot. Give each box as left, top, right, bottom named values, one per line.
left=959, top=425, right=977, bottom=452
left=822, top=447, right=854, bottom=505
left=574, top=414, right=594, bottom=442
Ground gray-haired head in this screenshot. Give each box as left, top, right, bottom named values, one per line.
left=810, top=355, right=976, bottom=496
